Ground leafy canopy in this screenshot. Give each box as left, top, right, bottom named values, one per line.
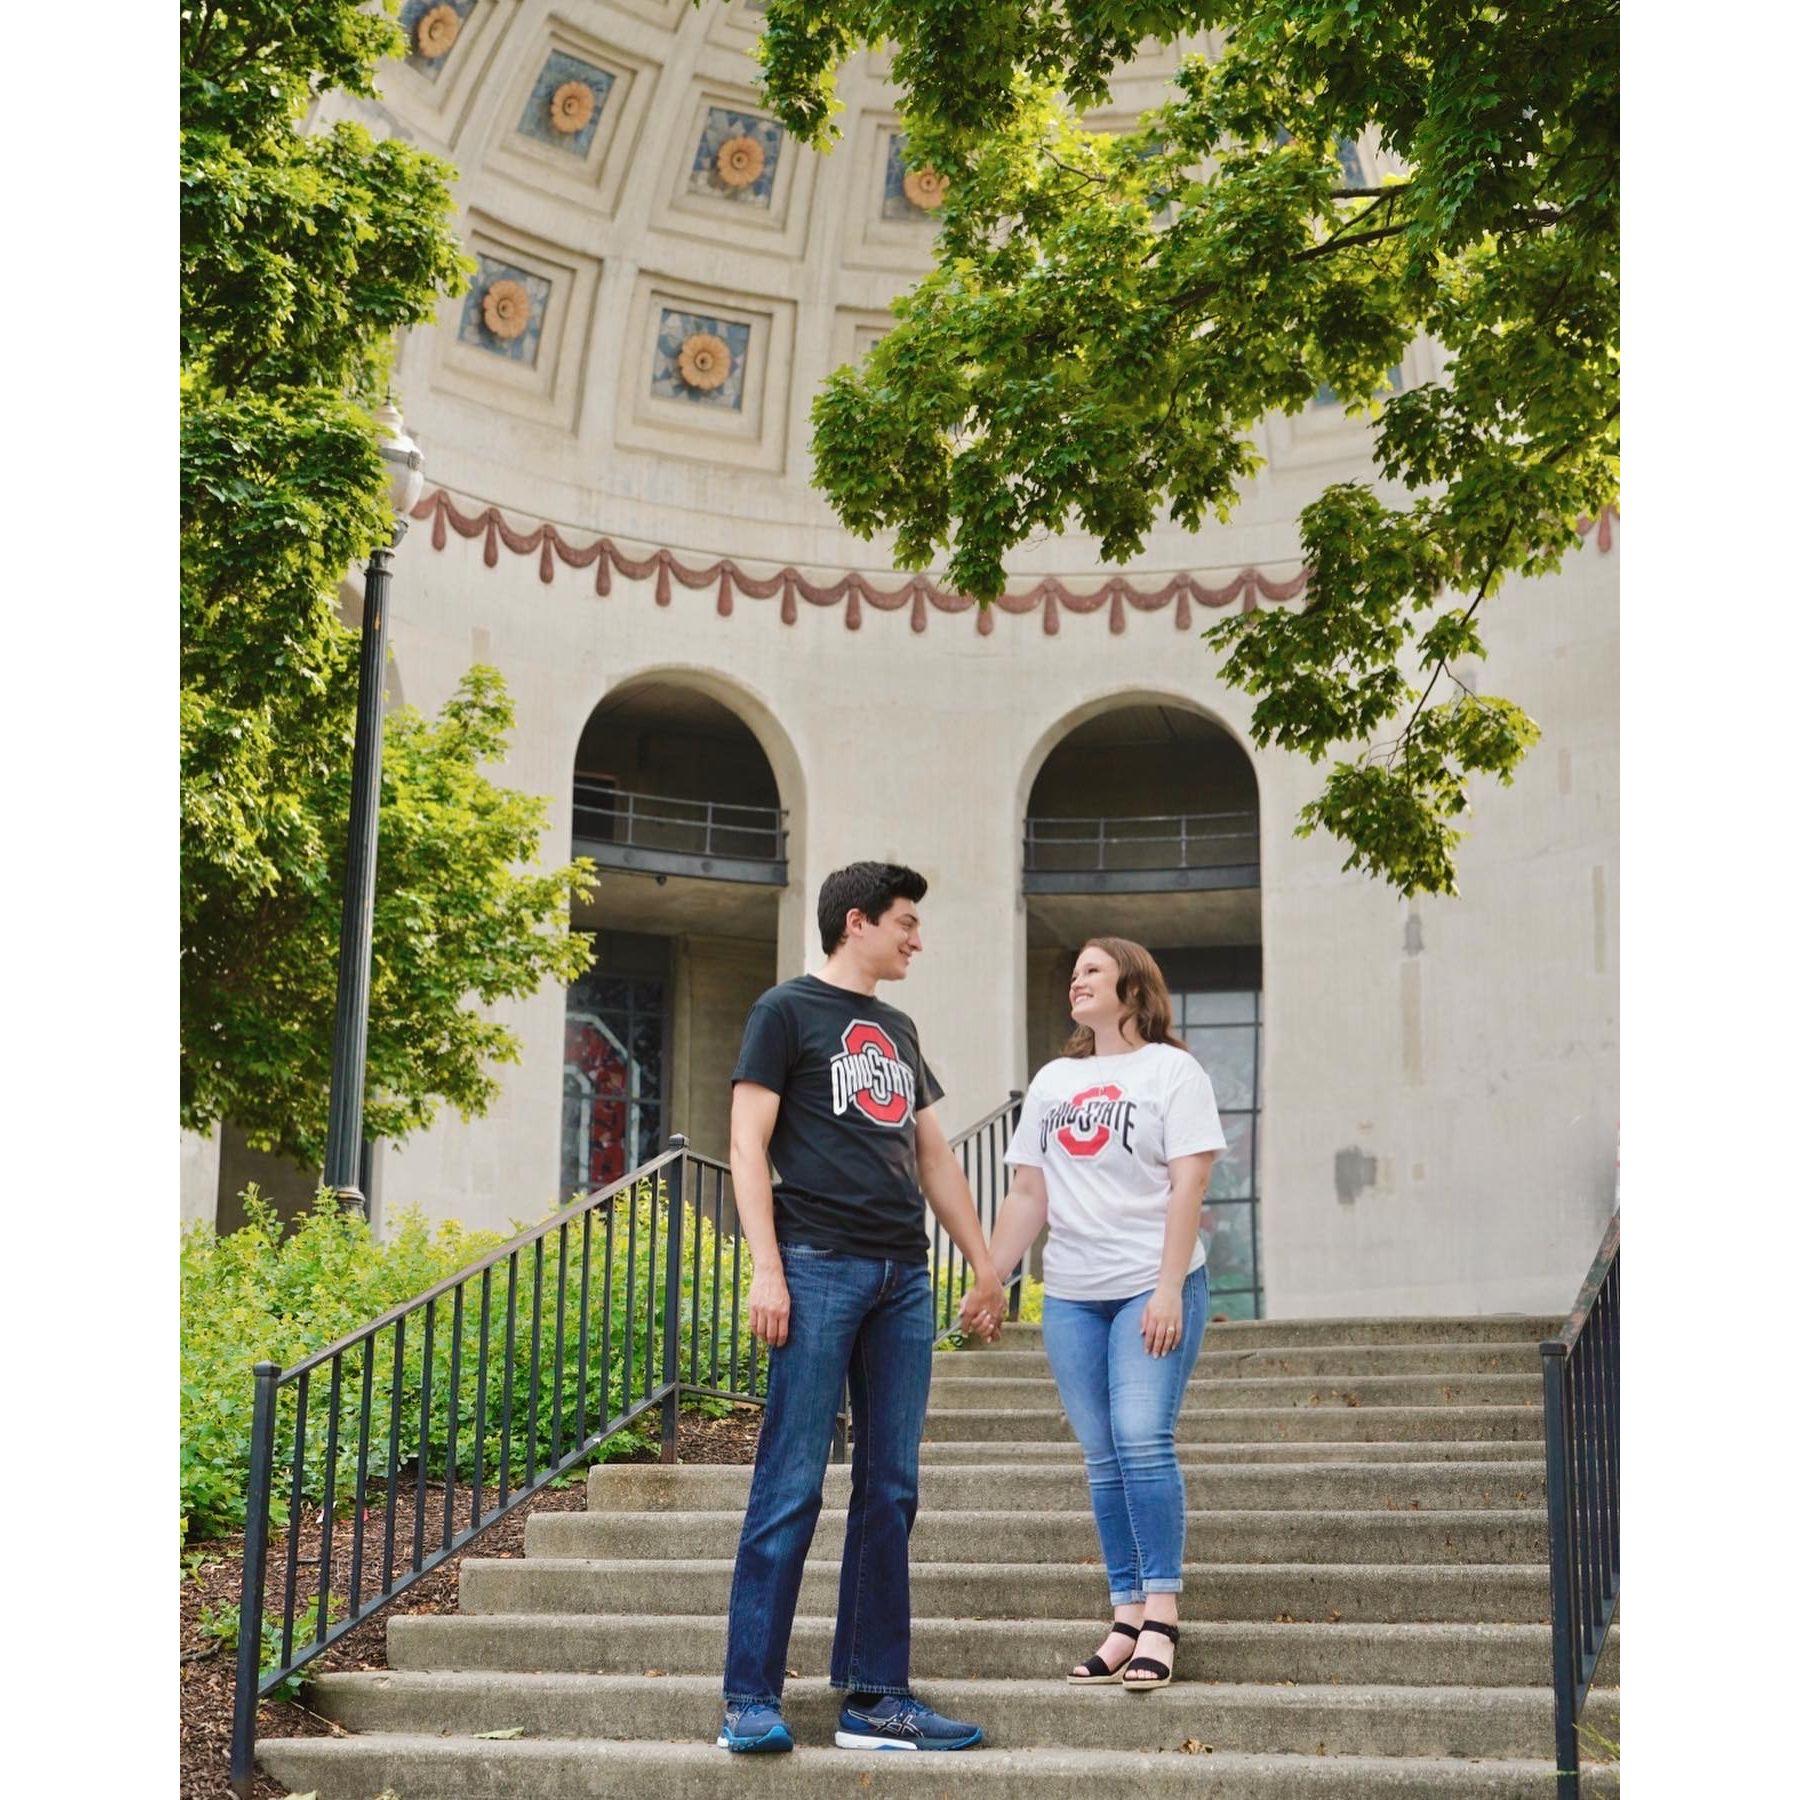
left=181, top=1, right=594, bottom=1162
left=759, top=1, right=1619, bottom=894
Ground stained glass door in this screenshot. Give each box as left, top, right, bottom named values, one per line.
left=560, top=935, right=669, bottom=1199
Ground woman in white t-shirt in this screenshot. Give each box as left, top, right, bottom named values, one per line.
left=960, top=936, right=1225, bottom=1692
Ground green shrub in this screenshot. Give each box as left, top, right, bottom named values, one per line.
left=180, top=1184, right=758, bottom=1544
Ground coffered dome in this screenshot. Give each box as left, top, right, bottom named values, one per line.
left=334, top=0, right=1413, bottom=580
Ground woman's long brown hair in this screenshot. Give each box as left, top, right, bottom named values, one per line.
left=1062, top=937, right=1186, bottom=1058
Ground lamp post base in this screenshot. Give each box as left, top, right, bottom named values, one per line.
left=326, top=1184, right=369, bottom=1221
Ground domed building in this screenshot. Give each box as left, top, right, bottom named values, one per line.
left=187, top=0, right=1618, bottom=1319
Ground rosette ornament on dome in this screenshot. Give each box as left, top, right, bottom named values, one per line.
left=550, top=80, right=595, bottom=135
left=414, top=5, right=462, bottom=58
left=677, top=332, right=733, bottom=391
left=481, top=279, right=531, bottom=341
left=715, top=134, right=766, bottom=190
left=902, top=166, right=949, bottom=211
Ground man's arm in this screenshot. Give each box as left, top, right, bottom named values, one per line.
left=730, top=1082, right=790, bottom=1347
left=915, top=1104, right=1004, bottom=1337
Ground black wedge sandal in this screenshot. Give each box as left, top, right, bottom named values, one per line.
left=1066, top=1620, right=1141, bottom=1686
left=1121, top=1619, right=1179, bottom=1691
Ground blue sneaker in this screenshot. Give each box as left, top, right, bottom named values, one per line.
left=716, top=1701, right=794, bottom=1753
left=834, top=1693, right=984, bottom=1751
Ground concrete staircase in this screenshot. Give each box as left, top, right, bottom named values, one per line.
left=261, top=1315, right=1620, bottom=1796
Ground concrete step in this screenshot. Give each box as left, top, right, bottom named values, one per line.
left=922, top=1406, right=1544, bottom=1444
left=260, top=1735, right=1619, bottom=1798
left=388, top=1612, right=1620, bottom=1689
left=588, top=1460, right=1546, bottom=1515
left=915, top=1437, right=1540, bottom=1465
left=462, top=1557, right=1556, bottom=1624
left=526, top=1507, right=1548, bottom=1567
left=929, top=1374, right=1541, bottom=1411
left=303, top=1670, right=1618, bottom=1762
left=933, top=1344, right=1543, bottom=1381
left=989, top=1317, right=1561, bottom=1349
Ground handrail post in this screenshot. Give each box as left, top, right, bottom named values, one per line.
left=1005, top=1090, right=1026, bottom=1320
left=229, top=1361, right=281, bottom=1798
left=660, top=1138, right=687, bottom=1464
left=1541, top=1341, right=1581, bottom=1800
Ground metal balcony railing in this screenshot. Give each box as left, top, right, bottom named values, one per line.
left=1022, top=810, right=1260, bottom=893
left=572, top=779, right=788, bottom=886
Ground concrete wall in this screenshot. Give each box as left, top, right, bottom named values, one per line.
left=369, top=512, right=1618, bottom=1319
left=180, top=1127, right=221, bottom=1229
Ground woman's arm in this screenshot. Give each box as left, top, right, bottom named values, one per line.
left=957, top=1165, right=1049, bottom=1337
left=1140, top=1150, right=1216, bottom=1357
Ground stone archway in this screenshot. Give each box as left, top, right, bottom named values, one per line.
left=1017, top=691, right=1267, bottom=1318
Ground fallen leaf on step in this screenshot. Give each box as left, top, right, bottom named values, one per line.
left=1179, top=1737, right=1215, bottom=1754
left=644, top=1668, right=666, bottom=1678
left=473, top=1727, right=526, bottom=1739
left=1326, top=1609, right=1342, bottom=1623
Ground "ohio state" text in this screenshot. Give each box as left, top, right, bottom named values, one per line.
left=1041, top=1095, right=1137, bottom=1154
left=831, top=1045, right=916, bottom=1117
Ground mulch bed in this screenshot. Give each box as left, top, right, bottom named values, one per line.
left=180, top=1404, right=764, bottom=1799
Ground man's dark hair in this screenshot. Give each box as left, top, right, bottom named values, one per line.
left=818, top=862, right=927, bottom=955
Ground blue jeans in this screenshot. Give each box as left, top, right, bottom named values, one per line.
left=1039, top=1265, right=1209, bottom=1605
left=722, top=1245, right=935, bottom=1705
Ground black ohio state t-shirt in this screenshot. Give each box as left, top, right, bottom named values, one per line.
left=731, top=974, right=944, bottom=1262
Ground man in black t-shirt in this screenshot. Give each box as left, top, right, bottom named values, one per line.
left=715, top=862, right=1005, bottom=1755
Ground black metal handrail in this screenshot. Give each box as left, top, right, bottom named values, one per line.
left=1023, top=809, right=1259, bottom=873
left=229, top=1095, right=1025, bottom=1794
left=933, top=1091, right=1028, bottom=1335
left=573, top=778, right=788, bottom=865
left=1540, top=1211, right=1620, bottom=1797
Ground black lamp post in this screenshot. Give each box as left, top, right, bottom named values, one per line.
left=322, top=400, right=425, bottom=1217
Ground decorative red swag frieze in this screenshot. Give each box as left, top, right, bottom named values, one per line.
left=410, top=487, right=1618, bottom=638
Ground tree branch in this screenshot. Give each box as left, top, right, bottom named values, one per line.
left=1291, top=220, right=1411, bottom=264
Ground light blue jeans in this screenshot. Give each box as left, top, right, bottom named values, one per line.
left=1040, top=1265, right=1209, bottom=1604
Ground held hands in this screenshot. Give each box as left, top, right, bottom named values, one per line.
left=1141, top=1283, right=1184, bottom=1358
left=749, top=1259, right=791, bottom=1347
left=957, top=1269, right=1006, bottom=1343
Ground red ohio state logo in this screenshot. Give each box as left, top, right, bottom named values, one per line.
left=1056, top=1083, right=1125, bottom=1158
left=830, top=1020, right=916, bottom=1128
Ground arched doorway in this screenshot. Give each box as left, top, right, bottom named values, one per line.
left=1021, top=699, right=1266, bottom=1318
left=560, top=677, right=792, bottom=1195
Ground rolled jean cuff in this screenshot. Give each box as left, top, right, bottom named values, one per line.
left=1109, top=1586, right=1146, bottom=1606
left=724, top=1690, right=782, bottom=1707
left=830, top=1679, right=912, bottom=1697
left=1142, top=1577, right=1184, bottom=1595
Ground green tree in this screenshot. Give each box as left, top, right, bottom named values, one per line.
left=761, top=1, right=1618, bottom=894
left=181, top=1, right=594, bottom=1163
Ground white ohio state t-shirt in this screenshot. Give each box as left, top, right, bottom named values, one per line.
left=1005, top=1042, right=1228, bottom=1301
